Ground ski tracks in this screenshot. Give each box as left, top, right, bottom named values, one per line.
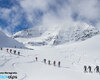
left=10, top=54, right=38, bottom=80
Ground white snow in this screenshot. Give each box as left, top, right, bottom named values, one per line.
left=0, top=34, right=100, bottom=80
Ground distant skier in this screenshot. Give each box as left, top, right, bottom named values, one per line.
left=10, top=49, right=12, bottom=53
left=15, top=46, right=16, bottom=48
left=7, top=49, right=9, bottom=52
left=44, top=59, right=46, bottom=63
left=48, top=60, right=51, bottom=65
left=14, top=50, right=16, bottom=54
left=18, top=52, right=20, bottom=55
left=0, top=48, right=2, bottom=50
left=58, top=61, right=61, bottom=67
left=84, top=65, right=87, bottom=72
left=53, top=61, right=56, bottom=66
left=35, top=57, right=38, bottom=61
left=88, top=66, right=92, bottom=73
left=94, top=65, right=99, bottom=73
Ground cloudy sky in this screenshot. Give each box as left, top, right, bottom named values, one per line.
left=0, top=0, right=100, bottom=35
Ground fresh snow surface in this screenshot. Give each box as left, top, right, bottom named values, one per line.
left=0, top=34, right=100, bottom=80
left=0, top=31, right=26, bottom=49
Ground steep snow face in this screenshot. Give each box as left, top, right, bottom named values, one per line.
left=0, top=31, right=26, bottom=48
left=13, top=22, right=99, bottom=47
left=53, top=23, right=99, bottom=45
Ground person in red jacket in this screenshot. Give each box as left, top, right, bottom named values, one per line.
left=84, top=65, right=87, bottom=72
left=7, top=49, right=9, bottom=52
left=35, top=57, right=38, bottom=61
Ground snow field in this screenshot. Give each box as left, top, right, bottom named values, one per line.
left=0, top=42, right=100, bottom=80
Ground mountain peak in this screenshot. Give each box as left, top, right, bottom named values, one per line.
left=13, top=22, right=99, bottom=47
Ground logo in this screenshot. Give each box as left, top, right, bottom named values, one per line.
left=0, top=72, right=17, bottom=80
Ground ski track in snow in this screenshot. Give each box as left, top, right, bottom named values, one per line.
left=0, top=50, right=28, bottom=80
left=0, top=58, right=12, bottom=67
left=10, top=53, right=39, bottom=80
left=12, top=62, right=27, bottom=80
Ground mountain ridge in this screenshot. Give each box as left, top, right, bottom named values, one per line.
left=0, top=30, right=26, bottom=48
left=13, top=22, right=99, bottom=47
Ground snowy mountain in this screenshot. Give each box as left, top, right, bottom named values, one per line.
left=13, top=22, right=99, bottom=47
left=0, top=30, right=26, bottom=48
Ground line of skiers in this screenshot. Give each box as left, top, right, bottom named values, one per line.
left=0, top=48, right=20, bottom=55
left=7, top=48, right=20, bottom=55
left=35, top=57, right=61, bottom=67
left=44, top=59, right=61, bottom=67
left=84, top=65, right=99, bottom=73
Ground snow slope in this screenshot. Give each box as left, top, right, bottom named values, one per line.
left=13, top=22, right=99, bottom=47
left=0, top=31, right=26, bottom=48
left=0, top=34, right=100, bottom=80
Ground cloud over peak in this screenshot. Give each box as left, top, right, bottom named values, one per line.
left=0, top=0, right=100, bottom=35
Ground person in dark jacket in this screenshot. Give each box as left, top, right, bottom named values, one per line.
left=58, top=61, right=61, bottom=67
left=15, top=46, right=16, bottom=48
left=88, top=66, right=92, bottom=72
left=44, top=59, right=46, bottom=63
left=14, top=50, right=16, bottom=54
left=18, top=52, right=20, bottom=55
left=48, top=60, right=50, bottom=65
left=0, top=48, right=2, bottom=50
left=94, top=65, right=99, bottom=73
left=10, top=49, right=12, bottom=53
